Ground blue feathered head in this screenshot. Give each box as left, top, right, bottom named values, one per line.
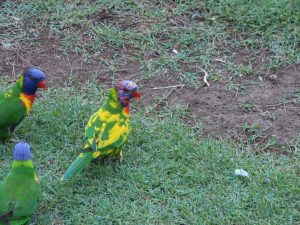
left=13, top=142, right=31, bottom=161
left=114, top=80, right=141, bottom=107
left=22, top=68, right=46, bottom=95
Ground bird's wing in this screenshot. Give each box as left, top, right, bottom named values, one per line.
left=0, top=174, right=40, bottom=224
left=0, top=98, right=26, bottom=129
left=62, top=108, right=130, bottom=180
left=83, top=108, right=129, bottom=154
left=0, top=179, right=13, bottom=219
left=0, top=83, right=22, bottom=101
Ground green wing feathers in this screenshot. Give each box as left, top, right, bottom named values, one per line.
left=83, top=110, right=105, bottom=150
left=62, top=90, right=131, bottom=180
left=0, top=166, right=40, bottom=225
left=0, top=82, right=26, bottom=142
left=0, top=216, right=31, bottom=225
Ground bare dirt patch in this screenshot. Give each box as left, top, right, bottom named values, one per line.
left=172, top=65, right=299, bottom=152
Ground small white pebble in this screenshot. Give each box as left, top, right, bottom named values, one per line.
left=11, top=16, right=20, bottom=21
left=172, top=49, right=179, bottom=54
left=235, top=169, right=249, bottom=178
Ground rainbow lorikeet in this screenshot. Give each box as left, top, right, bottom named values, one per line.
left=62, top=80, right=141, bottom=180
left=0, top=68, right=46, bottom=142
left=0, top=142, right=41, bottom=225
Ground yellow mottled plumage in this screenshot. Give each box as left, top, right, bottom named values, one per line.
left=62, top=83, right=140, bottom=180
left=83, top=106, right=129, bottom=158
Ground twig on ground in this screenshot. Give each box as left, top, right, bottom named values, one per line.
left=200, top=68, right=210, bottom=87
left=215, top=58, right=226, bottom=63
left=12, top=61, right=15, bottom=77
left=152, top=84, right=185, bottom=90
left=260, top=100, right=295, bottom=108
left=34, top=47, right=55, bottom=55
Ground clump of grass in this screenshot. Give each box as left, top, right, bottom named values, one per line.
left=209, top=0, right=300, bottom=63
left=0, top=83, right=299, bottom=224
left=1, top=0, right=298, bottom=89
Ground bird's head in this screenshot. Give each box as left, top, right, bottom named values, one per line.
left=114, top=80, right=141, bottom=107
left=22, top=68, right=46, bottom=95
left=13, top=142, right=31, bottom=161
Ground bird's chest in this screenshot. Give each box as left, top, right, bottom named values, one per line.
left=19, top=94, right=35, bottom=114
left=104, top=118, right=129, bottom=139
left=96, top=117, right=130, bottom=147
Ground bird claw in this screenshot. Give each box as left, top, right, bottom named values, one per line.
left=9, top=138, right=19, bottom=143
left=0, top=138, right=19, bottom=144
left=119, top=151, right=124, bottom=163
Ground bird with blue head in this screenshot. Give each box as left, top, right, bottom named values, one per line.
left=0, top=142, right=41, bottom=225
left=22, top=68, right=47, bottom=95
left=114, top=80, right=141, bottom=107
left=0, top=68, right=47, bottom=142
left=62, top=80, right=141, bottom=180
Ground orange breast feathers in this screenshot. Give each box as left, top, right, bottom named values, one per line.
left=19, top=93, right=35, bottom=114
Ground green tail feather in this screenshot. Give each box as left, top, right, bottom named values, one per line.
left=0, top=214, right=30, bottom=225
left=7, top=217, right=31, bottom=225
left=61, top=151, right=93, bottom=181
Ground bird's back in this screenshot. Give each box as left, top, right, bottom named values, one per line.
left=83, top=106, right=130, bottom=153
left=0, top=170, right=40, bottom=222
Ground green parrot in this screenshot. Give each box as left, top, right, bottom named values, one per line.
left=62, top=80, right=141, bottom=180
left=0, top=142, right=41, bottom=225
left=0, top=68, right=46, bottom=142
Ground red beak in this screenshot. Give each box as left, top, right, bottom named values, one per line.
left=37, top=80, right=47, bottom=89
left=133, top=91, right=141, bottom=100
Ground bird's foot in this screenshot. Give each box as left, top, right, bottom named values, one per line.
left=0, top=138, right=18, bottom=144
left=9, top=138, right=19, bottom=143
left=119, top=151, right=124, bottom=163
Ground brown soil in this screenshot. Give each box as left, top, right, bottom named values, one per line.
left=174, top=65, right=300, bottom=153
left=0, top=36, right=299, bottom=153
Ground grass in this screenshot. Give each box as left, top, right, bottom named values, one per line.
left=1, top=0, right=299, bottom=85
left=0, top=1, right=300, bottom=223
left=210, top=0, right=300, bottom=63
left=0, top=83, right=299, bottom=224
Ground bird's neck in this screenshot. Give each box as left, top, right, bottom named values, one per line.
left=15, top=75, right=36, bottom=113
left=103, top=88, right=129, bottom=116
left=4, top=77, right=23, bottom=98
left=11, top=160, right=37, bottom=181
left=19, top=93, right=35, bottom=113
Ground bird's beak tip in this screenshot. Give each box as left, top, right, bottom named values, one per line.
left=133, top=91, right=141, bottom=100
left=37, top=80, right=47, bottom=89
